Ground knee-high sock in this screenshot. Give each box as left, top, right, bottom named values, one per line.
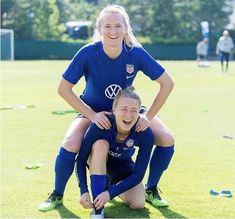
left=55, top=147, right=77, bottom=196
left=146, top=145, right=174, bottom=189
left=90, top=175, right=106, bottom=214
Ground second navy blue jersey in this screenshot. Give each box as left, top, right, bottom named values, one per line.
left=62, top=42, right=165, bottom=112
left=76, top=116, right=154, bottom=199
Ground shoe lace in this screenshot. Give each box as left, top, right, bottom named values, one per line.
left=91, top=208, right=103, bottom=216
left=149, top=187, right=162, bottom=200
left=47, top=191, right=61, bottom=202
left=90, top=209, right=96, bottom=215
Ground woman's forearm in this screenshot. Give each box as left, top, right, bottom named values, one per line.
left=146, top=72, right=174, bottom=120
left=58, top=78, right=95, bottom=119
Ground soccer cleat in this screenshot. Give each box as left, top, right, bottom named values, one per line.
left=90, top=208, right=104, bottom=219
left=38, top=191, right=63, bottom=212
left=145, top=187, right=169, bottom=207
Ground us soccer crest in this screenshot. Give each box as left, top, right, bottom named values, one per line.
left=126, top=64, right=134, bottom=74
left=126, top=139, right=134, bottom=147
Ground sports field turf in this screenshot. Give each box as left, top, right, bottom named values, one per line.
left=1, top=60, right=235, bottom=218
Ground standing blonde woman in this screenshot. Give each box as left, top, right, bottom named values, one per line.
left=39, top=4, right=174, bottom=212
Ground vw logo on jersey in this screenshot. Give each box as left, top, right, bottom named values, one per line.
left=105, top=84, right=122, bottom=99
left=126, top=64, right=134, bottom=74
left=126, top=139, right=134, bottom=147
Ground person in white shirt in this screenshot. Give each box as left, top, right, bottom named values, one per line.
left=196, top=38, right=209, bottom=67
left=216, top=30, right=234, bottom=72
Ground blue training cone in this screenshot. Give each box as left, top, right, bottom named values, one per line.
left=210, top=189, right=233, bottom=198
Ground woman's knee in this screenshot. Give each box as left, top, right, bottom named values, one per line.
left=150, top=118, right=174, bottom=146
left=62, top=118, right=91, bottom=152
left=62, top=134, right=83, bottom=152
left=156, top=130, right=175, bottom=146
left=91, top=140, right=109, bottom=157
left=123, top=184, right=145, bottom=209
left=129, top=200, right=145, bottom=209
left=89, top=140, right=109, bottom=174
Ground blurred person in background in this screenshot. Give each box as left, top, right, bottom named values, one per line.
left=216, top=30, right=234, bottom=72
left=196, top=38, right=209, bottom=67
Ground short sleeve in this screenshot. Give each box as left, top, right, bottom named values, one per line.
left=137, top=47, right=165, bottom=80
left=62, top=45, right=89, bottom=84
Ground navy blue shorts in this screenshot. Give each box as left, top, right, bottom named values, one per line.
left=198, top=54, right=206, bottom=60
left=106, top=156, right=135, bottom=184
left=219, top=51, right=230, bottom=62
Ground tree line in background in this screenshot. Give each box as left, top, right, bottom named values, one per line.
left=1, top=0, right=233, bottom=44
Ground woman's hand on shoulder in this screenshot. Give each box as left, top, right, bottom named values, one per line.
left=91, top=111, right=112, bottom=130
left=135, top=114, right=151, bottom=132
left=80, top=192, right=93, bottom=209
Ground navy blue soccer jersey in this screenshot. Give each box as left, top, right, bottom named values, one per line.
left=62, top=42, right=165, bottom=112
left=76, top=116, right=154, bottom=199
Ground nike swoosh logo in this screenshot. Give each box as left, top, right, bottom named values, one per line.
left=126, top=75, right=135, bottom=79
left=123, top=147, right=132, bottom=150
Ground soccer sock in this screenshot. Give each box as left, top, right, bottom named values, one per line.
left=90, top=174, right=107, bottom=214
left=146, top=145, right=174, bottom=189
left=54, top=147, right=77, bottom=196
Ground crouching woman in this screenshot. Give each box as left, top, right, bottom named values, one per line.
left=76, top=86, right=154, bottom=218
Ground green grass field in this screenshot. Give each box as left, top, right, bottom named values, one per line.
left=1, top=60, right=235, bottom=218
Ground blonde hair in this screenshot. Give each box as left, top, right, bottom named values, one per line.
left=92, top=4, right=141, bottom=48
left=112, top=86, right=141, bottom=110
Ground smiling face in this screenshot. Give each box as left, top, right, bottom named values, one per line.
left=98, top=12, right=127, bottom=49
left=113, top=96, right=140, bottom=134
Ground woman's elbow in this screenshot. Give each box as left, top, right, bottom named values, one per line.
left=57, top=85, right=63, bottom=97
left=57, top=80, right=69, bottom=97
left=169, top=77, right=174, bottom=91
left=160, top=72, right=174, bottom=91
left=163, top=76, right=174, bottom=94
left=166, top=73, right=174, bottom=89
left=57, top=80, right=64, bottom=96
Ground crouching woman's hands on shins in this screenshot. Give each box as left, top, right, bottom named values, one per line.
left=80, top=192, right=93, bottom=209
left=93, top=191, right=111, bottom=210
